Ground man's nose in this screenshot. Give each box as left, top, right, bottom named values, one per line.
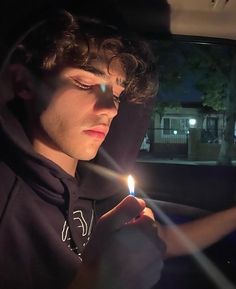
left=94, top=84, right=119, bottom=118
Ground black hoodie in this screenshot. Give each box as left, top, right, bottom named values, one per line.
left=0, top=97, right=153, bottom=289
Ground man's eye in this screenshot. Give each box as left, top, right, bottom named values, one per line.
left=71, top=78, right=92, bottom=90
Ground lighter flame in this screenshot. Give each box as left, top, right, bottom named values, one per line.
left=127, top=175, right=135, bottom=196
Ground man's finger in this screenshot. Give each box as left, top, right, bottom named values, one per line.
left=97, top=195, right=146, bottom=232
left=140, top=207, right=155, bottom=221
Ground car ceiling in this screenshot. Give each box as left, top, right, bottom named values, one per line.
left=1, top=0, right=236, bottom=49
left=169, top=0, right=236, bottom=40
left=114, top=0, right=236, bottom=40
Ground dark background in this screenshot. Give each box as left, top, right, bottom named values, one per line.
left=0, top=0, right=171, bottom=65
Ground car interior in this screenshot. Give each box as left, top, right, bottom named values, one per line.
left=1, top=0, right=236, bottom=288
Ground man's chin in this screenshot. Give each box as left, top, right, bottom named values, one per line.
left=78, top=150, right=98, bottom=161
left=82, top=155, right=96, bottom=161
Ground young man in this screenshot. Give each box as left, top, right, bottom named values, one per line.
left=0, top=10, right=165, bottom=289
left=1, top=9, right=236, bottom=289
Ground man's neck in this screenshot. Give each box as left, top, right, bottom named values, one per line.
left=32, top=138, right=78, bottom=177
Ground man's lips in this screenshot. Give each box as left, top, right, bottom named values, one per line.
left=83, top=126, right=109, bottom=139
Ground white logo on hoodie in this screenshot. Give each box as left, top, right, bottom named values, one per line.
left=61, top=209, right=94, bottom=257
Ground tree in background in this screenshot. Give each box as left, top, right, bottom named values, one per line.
left=187, top=44, right=236, bottom=165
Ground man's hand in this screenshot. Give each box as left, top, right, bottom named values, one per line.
left=69, top=196, right=166, bottom=289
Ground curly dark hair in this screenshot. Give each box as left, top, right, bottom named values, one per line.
left=10, top=10, right=159, bottom=104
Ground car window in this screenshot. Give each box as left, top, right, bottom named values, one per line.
left=139, top=39, right=235, bottom=164
left=136, top=38, right=236, bottom=210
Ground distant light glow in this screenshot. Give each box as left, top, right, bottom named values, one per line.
left=189, top=118, right=197, bottom=126
left=127, top=175, right=135, bottom=196
left=100, top=83, right=106, bottom=92
left=173, top=130, right=178, bottom=135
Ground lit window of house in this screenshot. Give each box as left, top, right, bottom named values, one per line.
left=162, top=117, right=190, bottom=135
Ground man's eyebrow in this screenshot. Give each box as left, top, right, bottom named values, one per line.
left=81, top=66, right=107, bottom=78
left=82, top=66, right=126, bottom=88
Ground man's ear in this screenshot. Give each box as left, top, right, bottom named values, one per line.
left=8, top=63, right=35, bottom=100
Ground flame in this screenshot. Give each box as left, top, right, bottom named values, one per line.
left=127, top=175, right=135, bottom=196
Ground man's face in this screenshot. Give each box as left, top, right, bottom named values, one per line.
left=32, top=61, right=125, bottom=161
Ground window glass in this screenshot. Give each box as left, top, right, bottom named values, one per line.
left=139, top=40, right=235, bottom=166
